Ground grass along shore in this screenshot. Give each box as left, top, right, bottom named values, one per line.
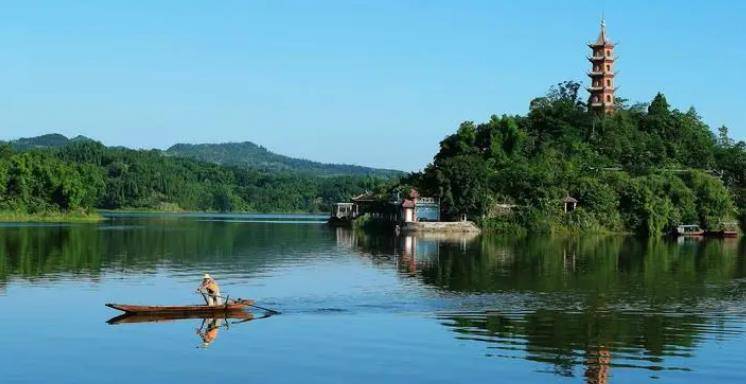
left=0, top=210, right=104, bottom=223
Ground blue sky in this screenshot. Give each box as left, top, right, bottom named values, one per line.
left=0, top=1, right=743, bottom=171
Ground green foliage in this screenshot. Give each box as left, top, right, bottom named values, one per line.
left=682, top=170, right=734, bottom=230
left=0, top=141, right=394, bottom=216
left=425, top=154, right=491, bottom=217
left=415, top=81, right=743, bottom=235
left=165, top=141, right=402, bottom=178
left=0, top=150, right=97, bottom=213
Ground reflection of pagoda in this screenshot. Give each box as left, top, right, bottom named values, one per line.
left=584, top=346, right=610, bottom=384
left=587, top=17, right=616, bottom=114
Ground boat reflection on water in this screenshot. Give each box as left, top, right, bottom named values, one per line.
left=106, top=311, right=257, bottom=348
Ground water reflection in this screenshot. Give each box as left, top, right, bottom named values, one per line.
left=106, top=311, right=256, bottom=348
left=436, top=309, right=727, bottom=382
left=342, top=230, right=746, bottom=311
left=0, top=217, right=336, bottom=284
left=339, top=229, right=746, bottom=380
left=1, top=218, right=744, bottom=381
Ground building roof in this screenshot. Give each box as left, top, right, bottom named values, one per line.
left=596, top=18, right=608, bottom=44
left=563, top=196, right=578, bottom=203
left=589, top=17, right=615, bottom=47
left=409, top=188, right=420, bottom=199
left=401, top=199, right=415, bottom=208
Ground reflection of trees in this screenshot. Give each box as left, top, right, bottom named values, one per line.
left=420, top=236, right=746, bottom=307
left=345, top=231, right=745, bottom=381
left=442, top=308, right=708, bottom=381
left=0, top=225, right=105, bottom=279
left=429, top=235, right=744, bottom=381
left=338, top=231, right=745, bottom=307
left=0, top=219, right=334, bottom=281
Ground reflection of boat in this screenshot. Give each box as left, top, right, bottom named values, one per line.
left=105, top=299, right=255, bottom=315
left=106, top=311, right=254, bottom=325
left=106, top=310, right=257, bottom=349
left=673, top=224, right=704, bottom=237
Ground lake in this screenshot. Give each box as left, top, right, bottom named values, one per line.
left=1, top=214, right=744, bottom=383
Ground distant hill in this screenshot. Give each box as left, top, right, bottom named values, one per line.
left=2, top=134, right=403, bottom=178
left=6, top=133, right=96, bottom=150
left=165, top=142, right=402, bottom=177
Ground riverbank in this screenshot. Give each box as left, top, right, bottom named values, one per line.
left=0, top=210, right=104, bottom=223
left=98, top=209, right=327, bottom=219
left=401, top=221, right=481, bottom=233
left=0, top=208, right=330, bottom=224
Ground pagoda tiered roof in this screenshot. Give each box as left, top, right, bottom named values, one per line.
left=587, top=71, right=616, bottom=77
left=587, top=55, right=616, bottom=62
left=588, top=17, right=615, bottom=47
left=586, top=86, right=618, bottom=93
left=587, top=17, right=617, bottom=114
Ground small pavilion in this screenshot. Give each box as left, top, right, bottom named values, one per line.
left=563, top=195, right=578, bottom=213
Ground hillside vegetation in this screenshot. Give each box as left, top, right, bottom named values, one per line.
left=7, top=133, right=95, bottom=151
left=0, top=140, right=393, bottom=217
left=166, top=142, right=402, bottom=178
left=409, top=82, right=745, bottom=235
left=5, top=134, right=402, bottom=178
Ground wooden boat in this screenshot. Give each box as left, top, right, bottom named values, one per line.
left=106, top=299, right=255, bottom=315
left=107, top=311, right=254, bottom=325
left=674, top=224, right=704, bottom=237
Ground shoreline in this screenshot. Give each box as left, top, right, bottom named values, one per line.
left=0, top=211, right=105, bottom=223
left=98, top=209, right=328, bottom=218
left=0, top=209, right=328, bottom=223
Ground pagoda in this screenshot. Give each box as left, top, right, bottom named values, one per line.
left=587, top=18, right=616, bottom=113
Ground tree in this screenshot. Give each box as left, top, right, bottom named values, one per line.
left=683, top=170, right=734, bottom=229
left=424, top=155, right=491, bottom=218
left=415, top=83, right=740, bottom=235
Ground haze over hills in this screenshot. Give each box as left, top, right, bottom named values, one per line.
left=2, top=134, right=403, bottom=178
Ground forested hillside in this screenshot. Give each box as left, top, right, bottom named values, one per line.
left=4, top=134, right=402, bottom=178
left=409, top=81, right=745, bottom=235
left=166, top=142, right=402, bottom=177
left=0, top=141, right=393, bottom=215
left=6, top=133, right=95, bottom=151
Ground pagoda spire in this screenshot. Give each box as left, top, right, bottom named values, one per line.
left=596, top=15, right=607, bottom=44
left=587, top=16, right=616, bottom=114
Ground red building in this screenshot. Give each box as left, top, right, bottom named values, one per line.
left=587, top=18, right=616, bottom=113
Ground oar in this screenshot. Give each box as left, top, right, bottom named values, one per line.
left=246, top=303, right=281, bottom=314
left=195, top=292, right=281, bottom=314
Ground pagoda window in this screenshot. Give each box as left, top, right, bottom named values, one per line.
left=606, top=79, right=611, bottom=86
left=606, top=49, right=611, bottom=56
left=605, top=64, right=610, bottom=71
left=606, top=95, right=612, bottom=102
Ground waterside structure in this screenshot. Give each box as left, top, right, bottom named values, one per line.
left=330, top=190, right=479, bottom=233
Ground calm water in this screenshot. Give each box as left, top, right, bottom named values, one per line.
left=1, top=214, right=745, bottom=383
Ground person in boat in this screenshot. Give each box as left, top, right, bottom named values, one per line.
left=197, top=273, right=222, bottom=306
